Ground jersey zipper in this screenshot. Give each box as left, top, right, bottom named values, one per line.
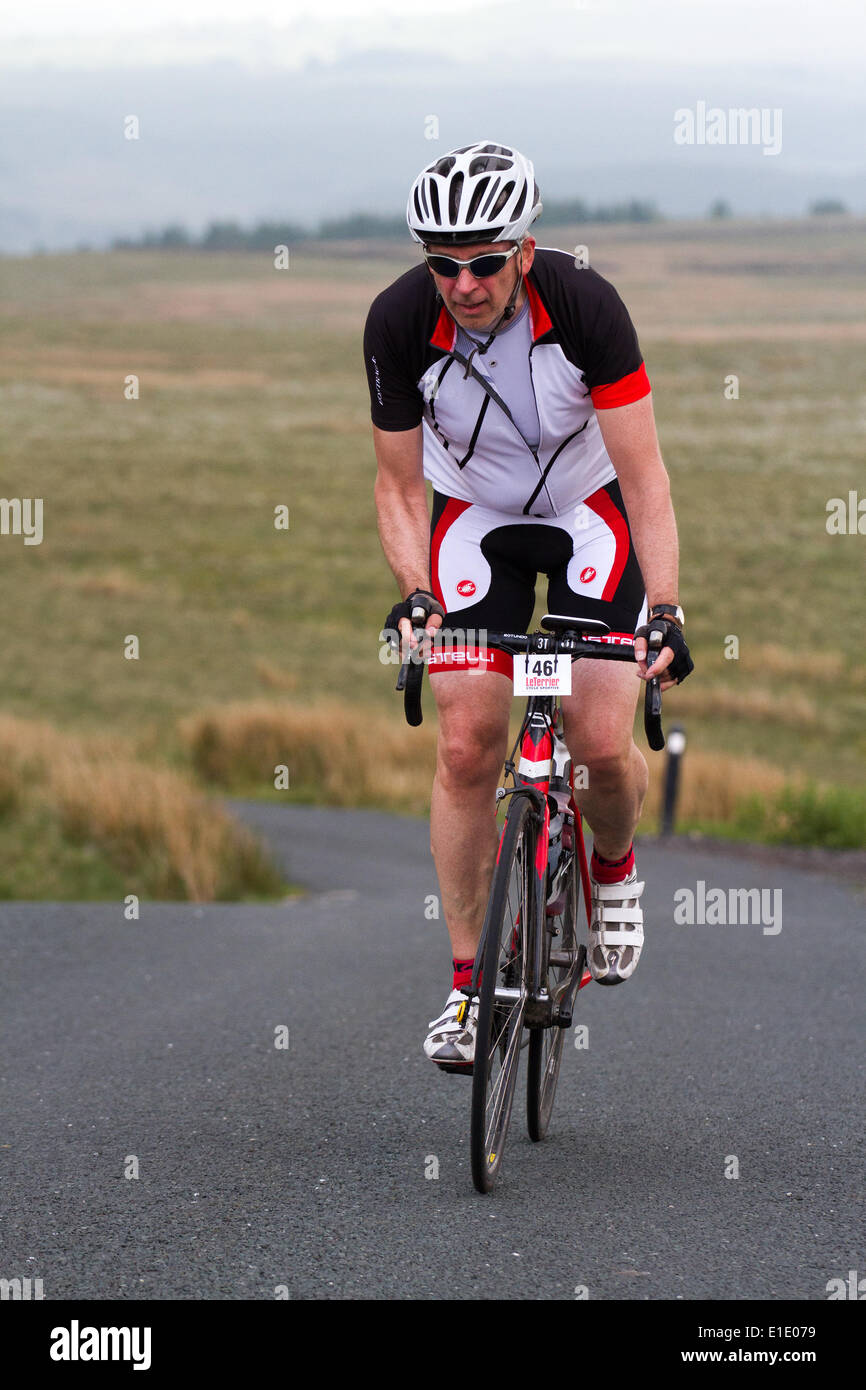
left=443, top=315, right=558, bottom=515
left=526, top=342, right=556, bottom=516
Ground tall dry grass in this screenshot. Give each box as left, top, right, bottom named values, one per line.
left=641, top=747, right=790, bottom=824
left=179, top=697, right=817, bottom=836
left=0, top=713, right=281, bottom=900
left=181, top=699, right=439, bottom=815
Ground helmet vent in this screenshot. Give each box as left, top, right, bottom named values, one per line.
left=469, top=155, right=511, bottom=175
left=466, top=175, right=492, bottom=222
left=479, top=178, right=502, bottom=219
left=488, top=180, right=515, bottom=220
left=431, top=155, right=456, bottom=177
left=448, top=171, right=464, bottom=222
left=428, top=180, right=441, bottom=225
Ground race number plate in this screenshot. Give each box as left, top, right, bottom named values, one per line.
left=513, top=652, right=572, bottom=696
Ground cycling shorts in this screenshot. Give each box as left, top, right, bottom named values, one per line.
left=427, top=478, right=647, bottom=677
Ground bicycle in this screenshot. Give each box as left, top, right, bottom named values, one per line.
left=397, top=611, right=666, bottom=1193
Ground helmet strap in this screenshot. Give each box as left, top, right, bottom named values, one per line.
left=458, top=244, right=524, bottom=376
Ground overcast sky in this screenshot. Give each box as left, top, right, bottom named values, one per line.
left=2, top=0, right=864, bottom=250
left=3, top=0, right=864, bottom=70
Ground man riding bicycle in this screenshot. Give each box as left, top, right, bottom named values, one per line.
left=364, top=141, right=693, bottom=1070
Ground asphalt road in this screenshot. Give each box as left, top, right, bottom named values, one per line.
left=1, top=803, right=863, bottom=1300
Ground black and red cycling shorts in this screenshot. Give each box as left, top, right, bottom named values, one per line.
left=427, top=477, right=647, bottom=677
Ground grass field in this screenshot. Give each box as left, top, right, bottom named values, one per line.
left=1, top=215, right=864, bottom=895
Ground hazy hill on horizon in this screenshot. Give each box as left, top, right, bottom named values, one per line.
left=2, top=39, right=864, bottom=253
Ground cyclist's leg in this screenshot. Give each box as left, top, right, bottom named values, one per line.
left=428, top=669, right=512, bottom=960
left=547, top=476, right=648, bottom=853
left=561, top=660, right=647, bottom=859
left=427, top=492, right=537, bottom=960
left=547, top=479, right=649, bottom=982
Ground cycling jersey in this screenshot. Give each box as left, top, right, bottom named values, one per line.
left=363, top=247, right=651, bottom=518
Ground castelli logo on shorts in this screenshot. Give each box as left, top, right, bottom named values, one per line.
left=579, top=566, right=597, bottom=584
left=456, top=579, right=476, bottom=597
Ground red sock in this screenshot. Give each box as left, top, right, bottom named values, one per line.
left=591, top=842, right=635, bottom=884
left=452, top=957, right=474, bottom=989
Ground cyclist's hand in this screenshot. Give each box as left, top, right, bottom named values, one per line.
left=382, top=589, right=445, bottom=660
left=634, top=618, right=693, bottom=691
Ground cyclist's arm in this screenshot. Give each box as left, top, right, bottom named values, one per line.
left=372, top=423, right=443, bottom=632
left=595, top=393, right=681, bottom=687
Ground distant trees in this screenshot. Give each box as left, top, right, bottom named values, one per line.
left=317, top=213, right=406, bottom=239
left=113, top=218, right=305, bottom=251
left=541, top=197, right=658, bottom=224
left=808, top=198, right=848, bottom=215
left=111, top=200, right=661, bottom=250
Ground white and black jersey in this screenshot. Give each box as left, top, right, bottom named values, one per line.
left=363, top=247, right=651, bottom=519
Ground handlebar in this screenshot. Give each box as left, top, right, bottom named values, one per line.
left=396, top=621, right=666, bottom=750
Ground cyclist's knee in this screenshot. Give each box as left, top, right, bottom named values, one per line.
left=436, top=722, right=503, bottom=790
left=579, top=738, right=638, bottom=785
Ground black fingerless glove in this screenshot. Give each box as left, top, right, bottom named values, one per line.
left=381, top=589, right=447, bottom=653
left=634, top=617, right=694, bottom=684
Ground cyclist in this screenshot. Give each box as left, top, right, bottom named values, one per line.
left=364, top=141, right=693, bottom=1070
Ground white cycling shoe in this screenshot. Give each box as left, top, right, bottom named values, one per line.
left=423, top=988, right=478, bottom=1072
left=588, top=869, right=645, bottom=985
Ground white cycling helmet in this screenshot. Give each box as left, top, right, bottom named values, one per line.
left=407, top=141, right=542, bottom=246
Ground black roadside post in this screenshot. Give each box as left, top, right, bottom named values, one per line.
left=661, top=725, right=686, bottom=837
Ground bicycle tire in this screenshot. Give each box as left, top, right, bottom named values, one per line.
left=526, top=818, right=583, bottom=1141
left=470, top=793, right=535, bottom=1193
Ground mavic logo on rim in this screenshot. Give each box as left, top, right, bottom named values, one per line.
left=456, top=579, right=476, bottom=597
left=579, top=566, right=597, bottom=583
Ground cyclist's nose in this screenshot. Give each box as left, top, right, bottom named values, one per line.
left=454, top=266, right=479, bottom=291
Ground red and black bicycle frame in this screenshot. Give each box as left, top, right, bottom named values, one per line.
left=467, top=695, right=592, bottom=1019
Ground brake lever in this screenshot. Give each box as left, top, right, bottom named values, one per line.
left=643, top=628, right=665, bottom=751
left=396, top=611, right=429, bottom=726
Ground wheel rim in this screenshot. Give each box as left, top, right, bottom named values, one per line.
left=533, top=847, right=578, bottom=1131
left=480, top=814, right=530, bottom=1174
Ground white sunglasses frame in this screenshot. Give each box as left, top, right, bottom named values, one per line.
left=422, top=243, right=522, bottom=279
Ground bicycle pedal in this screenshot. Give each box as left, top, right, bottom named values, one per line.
left=434, top=1060, right=474, bottom=1076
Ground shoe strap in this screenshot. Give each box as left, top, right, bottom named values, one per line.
left=592, top=879, right=645, bottom=901
left=428, top=998, right=477, bottom=1030
left=590, top=927, right=644, bottom=945
left=596, top=904, right=644, bottom=923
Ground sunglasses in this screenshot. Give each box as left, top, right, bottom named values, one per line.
left=423, top=244, right=521, bottom=279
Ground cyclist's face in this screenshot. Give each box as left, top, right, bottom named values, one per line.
left=425, top=237, right=535, bottom=332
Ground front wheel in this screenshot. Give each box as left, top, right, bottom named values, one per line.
left=526, top=818, right=584, bottom=1142
left=470, top=794, right=535, bottom=1193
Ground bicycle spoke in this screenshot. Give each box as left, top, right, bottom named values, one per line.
left=527, top=827, right=583, bottom=1143
left=470, top=795, right=534, bottom=1191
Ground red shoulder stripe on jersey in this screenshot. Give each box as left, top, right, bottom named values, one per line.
left=590, top=362, right=651, bottom=409
left=583, top=485, right=629, bottom=601
left=430, top=305, right=457, bottom=351
left=525, top=276, right=553, bottom=341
